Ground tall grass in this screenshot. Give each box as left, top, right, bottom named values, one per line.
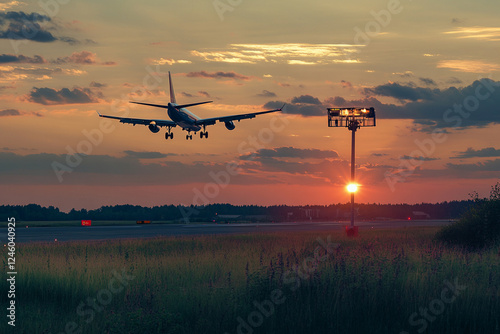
left=1, top=228, right=498, bottom=333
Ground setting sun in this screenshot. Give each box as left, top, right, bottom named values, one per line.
left=346, top=183, right=359, bottom=193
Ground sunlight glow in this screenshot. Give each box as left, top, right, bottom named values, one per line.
left=347, top=183, right=358, bottom=193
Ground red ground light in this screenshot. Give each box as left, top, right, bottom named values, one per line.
left=345, top=226, right=359, bottom=237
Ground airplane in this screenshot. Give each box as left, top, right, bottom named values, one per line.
left=97, top=72, right=285, bottom=140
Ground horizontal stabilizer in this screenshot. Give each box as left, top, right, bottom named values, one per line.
left=174, top=101, right=213, bottom=109
left=130, top=101, right=169, bottom=109
left=129, top=100, right=213, bottom=109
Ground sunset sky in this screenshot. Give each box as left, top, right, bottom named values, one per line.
left=1, top=0, right=499, bottom=211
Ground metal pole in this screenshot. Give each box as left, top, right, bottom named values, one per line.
left=350, top=122, right=356, bottom=228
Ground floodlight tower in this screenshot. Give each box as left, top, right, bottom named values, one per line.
left=327, top=107, right=376, bottom=235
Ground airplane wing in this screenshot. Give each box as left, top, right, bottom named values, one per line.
left=194, top=104, right=285, bottom=126
left=97, top=112, right=177, bottom=127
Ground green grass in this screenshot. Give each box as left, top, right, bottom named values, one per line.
left=1, top=228, right=498, bottom=333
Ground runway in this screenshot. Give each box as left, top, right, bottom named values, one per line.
left=1, top=220, right=453, bottom=243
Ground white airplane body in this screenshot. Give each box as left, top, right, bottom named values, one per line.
left=98, top=72, right=284, bottom=140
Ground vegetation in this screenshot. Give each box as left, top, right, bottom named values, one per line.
left=0, top=200, right=475, bottom=222
left=436, top=182, right=500, bottom=249
left=1, top=228, right=498, bottom=333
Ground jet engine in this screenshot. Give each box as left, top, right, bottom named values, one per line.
left=224, top=121, right=235, bottom=130
left=148, top=121, right=160, bottom=133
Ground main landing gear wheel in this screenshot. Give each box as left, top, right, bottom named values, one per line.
left=200, top=131, right=208, bottom=138
left=186, top=134, right=193, bottom=140
left=165, top=132, right=173, bottom=140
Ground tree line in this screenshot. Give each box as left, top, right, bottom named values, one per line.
left=0, top=200, right=477, bottom=222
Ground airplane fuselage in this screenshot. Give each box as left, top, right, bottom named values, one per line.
left=167, top=103, right=201, bottom=131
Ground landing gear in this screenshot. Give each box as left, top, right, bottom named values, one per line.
left=199, top=125, right=208, bottom=139
left=186, top=134, right=193, bottom=140
left=165, top=127, right=174, bottom=140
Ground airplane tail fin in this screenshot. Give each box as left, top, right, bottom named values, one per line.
left=169, top=71, right=177, bottom=104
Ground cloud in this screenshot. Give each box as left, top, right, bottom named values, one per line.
left=437, top=60, right=500, bottom=73
left=0, top=65, right=86, bottom=82
left=452, top=147, right=500, bottom=159
left=89, top=81, right=107, bottom=88
left=26, top=86, right=102, bottom=105
left=340, top=80, right=353, bottom=89
left=0, top=152, right=251, bottom=186
left=181, top=92, right=194, bottom=98
left=393, top=71, right=413, bottom=78
left=451, top=18, right=466, bottom=25
left=446, top=159, right=500, bottom=172
left=123, top=151, right=175, bottom=159
left=53, top=51, right=115, bottom=65
left=256, top=90, right=276, bottom=98
left=0, top=12, right=92, bottom=44
left=242, top=147, right=339, bottom=160
left=322, top=78, right=500, bottom=130
left=151, top=58, right=192, bottom=66
left=265, top=94, right=325, bottom=117
left=54, top=51, right=97, bottom=64
left=0, top=149, right=386, bottom=187
left=399, top=155, right=439, bottom=161
left=181, top=91, right=212, bottom=99
left=447, top=77, right=463, bottom=84
left=0, top=54, right=46, bottom=64
left=291, top=95, right=322, bottom=105
left=363, top=82, right=438, bottom=101
left=0, top=109, right=41, bottom=117
left=0, top=109, right=20, bottom=116
left=444, top=26, right=500, bottom=41
left=0, top=1, right=22, bottom=11
left=184, top=71, right=252, bottom=81
left=191, top=43, right=361, bottom=65
left=366, top=79, right=500, bottom=128
left=0, top=11, right=56, bottom=42
left=419, top=77, right=437, bottom=86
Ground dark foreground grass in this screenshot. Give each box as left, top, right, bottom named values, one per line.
left=1, top=228, right=498, bottom=334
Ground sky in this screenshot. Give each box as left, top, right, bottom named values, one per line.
left=0, top=0, right=499, bottom=211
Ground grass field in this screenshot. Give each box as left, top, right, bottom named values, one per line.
left=1, top=227, right=499, bottom=333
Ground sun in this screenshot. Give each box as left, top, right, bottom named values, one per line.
left=346, top=183, right=359, bottom=193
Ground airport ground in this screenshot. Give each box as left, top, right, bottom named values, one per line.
left=1, top=221, right=498, bottom=334
left=3, top=219, right=452, bottom=243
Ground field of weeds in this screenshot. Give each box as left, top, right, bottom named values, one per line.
left=1, top=227, right=498, bottom=333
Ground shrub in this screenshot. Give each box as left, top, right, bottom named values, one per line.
left=436, top=182, right=500, bottom=248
